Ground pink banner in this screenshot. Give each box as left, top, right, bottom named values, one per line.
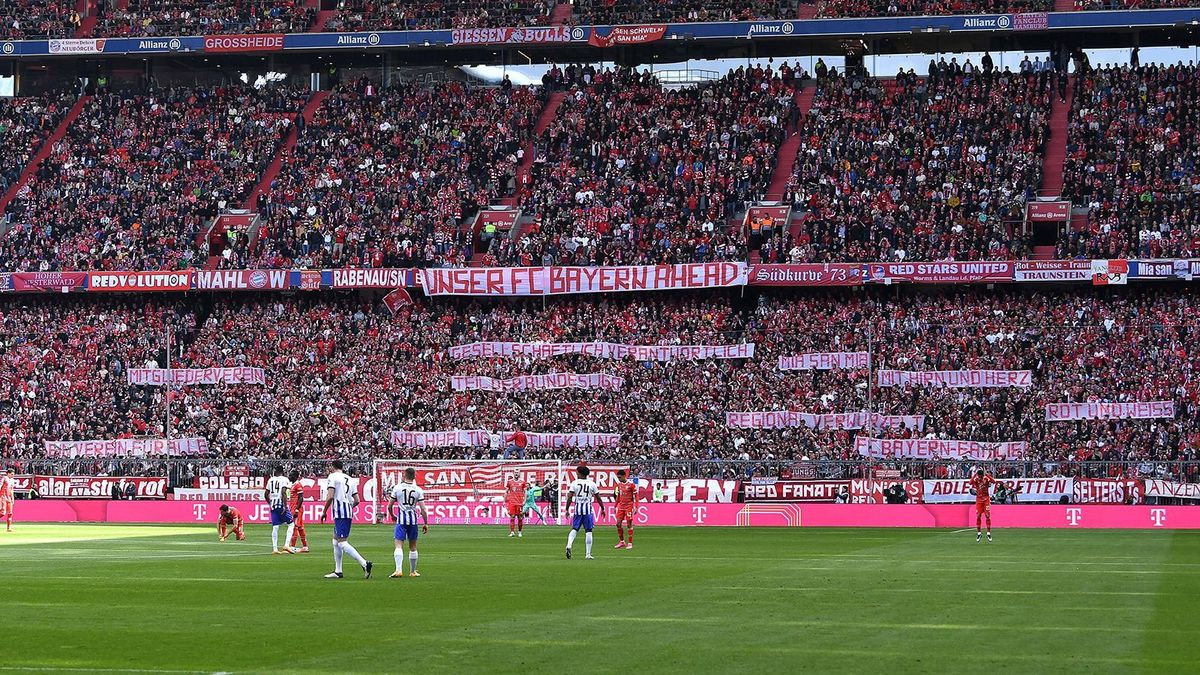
left=520, top=433, right=621, bottom=448
left=389, top=430, right=491, bottom=448
left=855, top=436, right=1028, bottom=460
left=1045, top=401, right=1175, bottom=421
left=127, top=367, right=266, bottom=386
left=878, top=369, right=1032, bottom=388
left=748, top=263, right=865, bottom=286
left=1013, top=260, right=1092, bottom=282
left=12, top=501, right=1200, bottom=528
left=725, top=411, right=924, bottom=431
left=43, top=437, right=208, bottom=458
left=869, top=262, right=1013, bottom=284
left=448, top=341, right=754, bottom=361
left=11, top=271, right=89, bottom=292
left=421, top=263, right=746, bottom=296
left=778, top=351, right=869, bottom=370
left=193, top=269, right=290, bottom=290
left=450, top=373, right=624, bottom=392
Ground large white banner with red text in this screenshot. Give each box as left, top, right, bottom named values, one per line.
left=921, top=478, right=1073, bottom=503
left=519, top=433, right=621, bottom=448
left=1144, top=480, right=1200, bottom=500
left=1045, top=401, right=1175, bottom=421
left=778, top=352, right=869, bottom=370
left=878, top=369, right=1032, bottom=388
left=128, top=367, right=265, bottom=386
left=450, top=373, right=624, bottom=392
left=421, top=263, right=746, bottom=296
left=448, top=341, right=755, bottom=361
left=855, top=436, right=1029, bottom=460
left=389, top=430, right=491, bottom=448
left=43, top=437, right=208, bottom=458
left=725, top=411, right=925, bottom=431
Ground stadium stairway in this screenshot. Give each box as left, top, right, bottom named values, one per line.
left=312, top=10, right=335, bottom=31
left=0, top=95, right=91, bottom=217
left=75, top=0, right=97, bottom=36
left=797, top=3, right=819, bottom=19
left=1033, top=245, right=1057, bottom=260
left=242, top=90, right=329, bottom=212
left=1040, top=75, right=1074, bottom=198
left=550, top=3, right=574, bottom=24
left=1053, top=0, right=1075, bottom=10
left=763, top=85, right=812, bottom=201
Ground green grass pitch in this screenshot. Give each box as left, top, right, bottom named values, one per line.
left=1, top=524, right=1198, bottom=674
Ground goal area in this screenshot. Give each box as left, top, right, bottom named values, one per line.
left=372, top=459, right=564, bottom=525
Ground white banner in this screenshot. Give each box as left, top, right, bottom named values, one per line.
left=877, top=369, right=1032, bottom=388
left=448, top=341, right=754, bottom=361
left=725, top=411, right=925, bottom=431
left=1045, top=401, right=1175, bottom=421
left=778, top=352, right=870, bottom=370
left=922, top=478, right=1072, bottom=503
left=128, top=367, right=266, bottom=386
left=519, top=433, right=621, bottom=448
left=1144, top=480, right=1200, bottom=500
left=854, top=436, right=1028, bottom=460
left=43, top=438, right=209, bottom=458
left=421, top=263, right=747, bottom=296
left=450, top=373, right=624, bottom=392
left=389, top=430, right=491, bottom=448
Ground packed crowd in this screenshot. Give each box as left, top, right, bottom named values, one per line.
left=0, top=85, right=308, bottom=272
left=814, top=0, right=1049, bottom=18
left=570, top=0, right=797, bottom=24
left=323, top=0, right=553, bottom=32
left=0, top=0, right=79, bottom=39
left=245, top=80, right=538, bottom=269
left=0, top=93, right=73, bottom=198
left=767, top=65, right=1051, bottom=264
left=493, top=65, right=796, bottom=267
left=1, top=288, right=1198, bottom=483
left=95, top=0, right=315, bottom=37
left=1060, top=63, right=1200, bottom=259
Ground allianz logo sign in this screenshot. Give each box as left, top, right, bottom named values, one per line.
left=748, top=22, right=795, bottom=37
left=963, top=15, right=1012, bottom=28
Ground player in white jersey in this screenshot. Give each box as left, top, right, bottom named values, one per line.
left=264, top=466, right=296, bottom=554
left=565, top=465, right=606, bottom=560
left=319, top=461, right=373, bottom=579
left=387, top=467, right=430, bottom=578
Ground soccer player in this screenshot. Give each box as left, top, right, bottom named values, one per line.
left=968, top=469, right=997, bottom=542
left=217, top=505, right=245, bottom=541
left=523, top=482, right=547, bottom=525
left=505, top=471, right=526, bottom=538
left=613, top=469, right=638, bottom=549
left=387, top=468, right=429, bottom=578
left=1, top=468, right=15, bottom=532
left=565, top=465, right=605, bottom=560
left=265, top=466, right=296, bottom=554
left=319, top=461, right=372, bottom=579
left=287, top=470, right=309, bottom=553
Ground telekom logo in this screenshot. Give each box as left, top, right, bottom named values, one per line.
left=1150, top=509, right=1166, bottom=527
left=192, top=504, right=207, bottom=521
left=692, top=506, right=708, bottom=524
left=1066, top=507, right=1082, bottom=526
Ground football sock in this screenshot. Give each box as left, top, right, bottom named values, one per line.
left=340, top=541, right=367, bottom=567
left=518, top=519, right=523, bottom=533
left=627, top=526, right=634, bottom=543
left=409, top=551, right=418, bottom=573
left=617, top=524, right=625, bottom=542
left=986, top=515, right=992, bottom=532
left=509, top=521, right=515, bottom=533
left=271, top=525, right=279, bottom=550
left=394, top=550, right=404, bottom=573
left=567, top=529, right=578, bottom=550
left=585, top=532, right=593, bottom=556
left=333, top=538, right=344, bottom=573
left=284, top=523, right=295, bottom=548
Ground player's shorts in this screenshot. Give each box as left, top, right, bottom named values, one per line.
left=523, top=501, right=538, bottom=512
left=616, top=508, right=633, bottom=524
left=269, top=506, right=294, bottom=526
left=394, top=523, right=420, bottom=542
left=507, top=503, right=522, bottom=517
left=291, top=508, right=304, bottom=525
left=572, top=513, right=595, bottom=532
left=975, top=500, right=991, bottom=514
left=333, top=517, right=352, bottom=539
left=0, top=500, right=12, bottom=517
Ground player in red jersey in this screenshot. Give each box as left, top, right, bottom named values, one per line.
left=218, top=504, right=245, bottom=541
left=613, top=470, right=638, bottom=549
left=505, top=471, right=527, bottom=538
left=968, top=469, right=996, bottom=542
left=287, top=470, right=309, bottom=552
left=0, top=468, right=15, bottom=532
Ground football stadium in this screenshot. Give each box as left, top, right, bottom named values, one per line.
left=3, top=2, right=1200, bottom=672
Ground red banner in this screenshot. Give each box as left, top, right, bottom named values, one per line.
left=25, top=475, right=168, bottom=499
left=87, top=271, right=192, bottom=291
left=450, top=26, right=572, bottom=45
left=1013, top=260, right=1092, bottom=282
left=742, top=480, right=849, bottom=502
left=869, top=262, right=1013, bottom=284
left=11, top=271, right=89, bottom=292
left=1026, top=200, right=1070, bottom=221
left=1073, top=478, right=1142, bottom=504
left=421, top=263, right=746, bottom=296
left=588, top=24, right=667, bottom=48
left=193, top=269, right=289, bottom=290
left=748, top=263, right=864, bottom=286
left=203, top=34, right=283, bottom=53
left=1092, top=259, right=1129, bottom=286
left=850, top=479, right=924, bottom=504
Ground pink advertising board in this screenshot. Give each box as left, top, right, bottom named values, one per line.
left=8, top=501, right=1200, bottom=529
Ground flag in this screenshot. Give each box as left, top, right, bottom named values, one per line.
left=382, top=288, right=412, bottom=314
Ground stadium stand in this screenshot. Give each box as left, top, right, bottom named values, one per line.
left=323, top=0, right=554, bottom=31
left=814, top=0, right=1051, bottom=18
left=94, top=0, right=316, bottom=37
left=0, top=93, right=74, bottom=198
left=0, top=0, right=80, bottom=39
